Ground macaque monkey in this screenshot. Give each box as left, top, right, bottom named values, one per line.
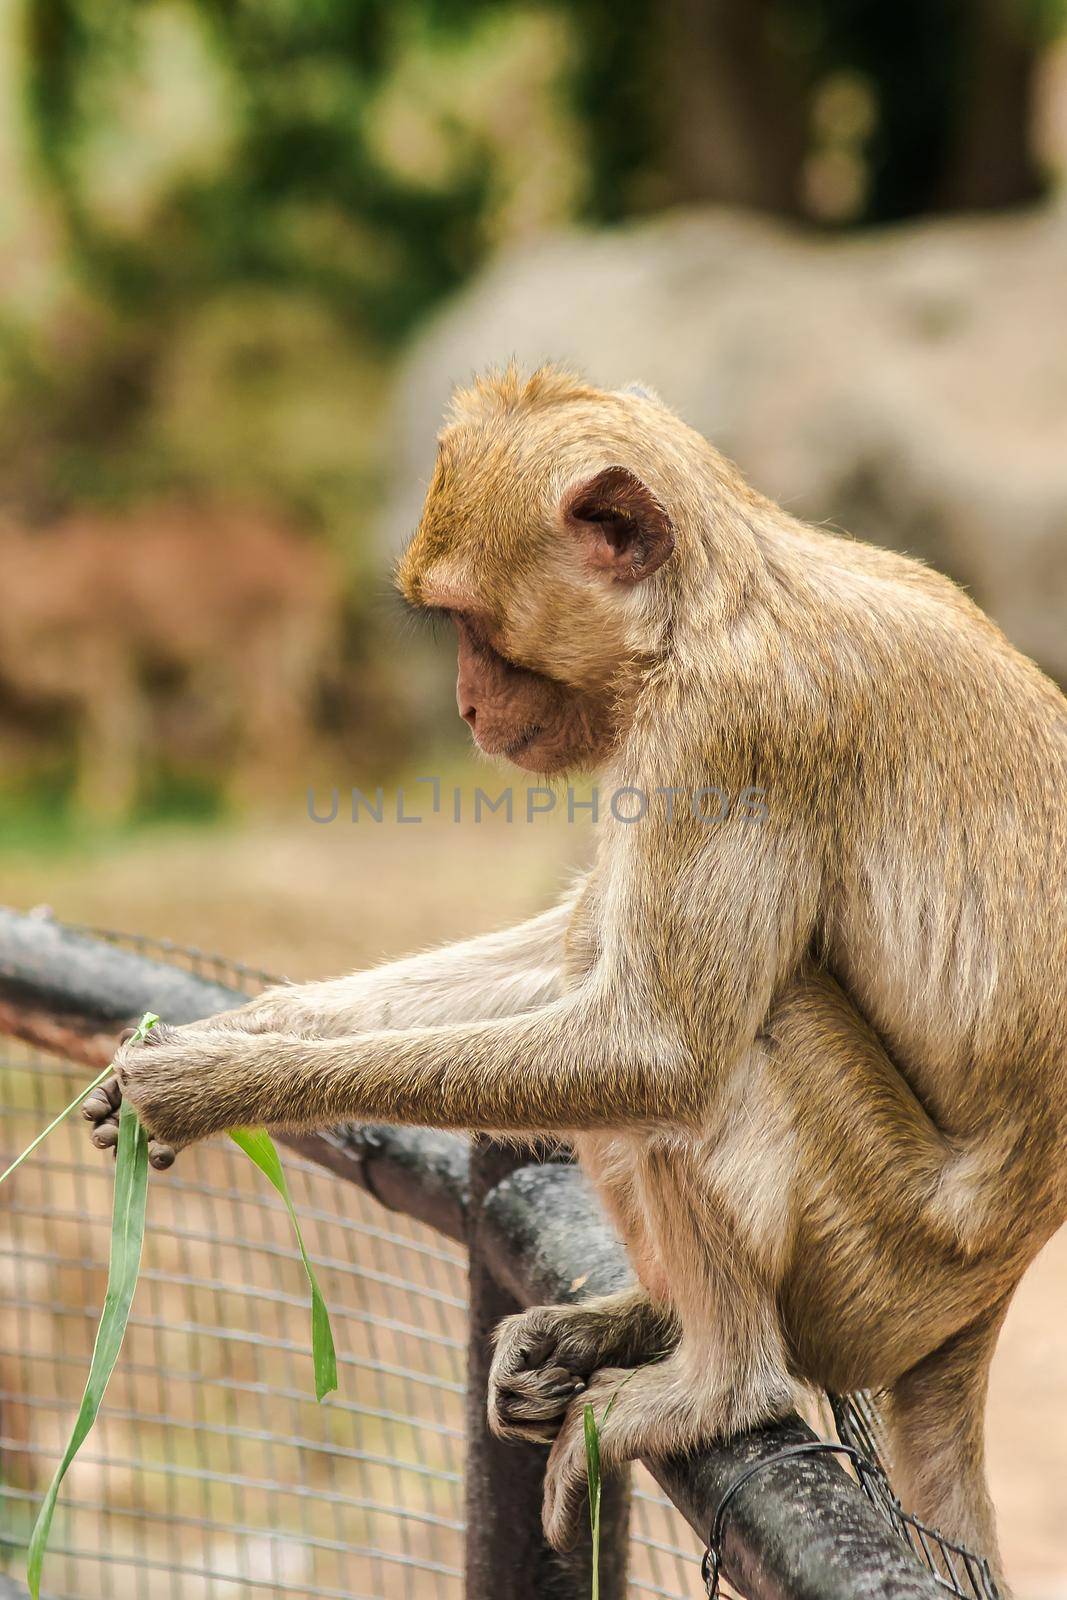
left=87, top=367, right=1067, bottom=1580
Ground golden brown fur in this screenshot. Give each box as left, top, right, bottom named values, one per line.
left=91, top=365, right=1067, bottom=1583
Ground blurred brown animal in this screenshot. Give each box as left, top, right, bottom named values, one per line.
left=94, top=368, right=1067, bottom=1586
left=0, top=505, right=339, bottom=819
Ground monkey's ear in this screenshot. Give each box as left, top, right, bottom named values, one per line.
left=562, top=467, right=674, bottom=586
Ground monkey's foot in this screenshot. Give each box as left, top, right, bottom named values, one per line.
left=541, top=1354, right=798, bottom=1550
left=543, top=1366, right=637, bottom=1548
left=487, top=1305, right=604, bottom=1443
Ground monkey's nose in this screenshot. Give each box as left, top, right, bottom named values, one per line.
left=456, top=668, right=478, bottom=727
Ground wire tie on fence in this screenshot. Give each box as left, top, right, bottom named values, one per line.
left=701, top=1441, right=880, bottom=1598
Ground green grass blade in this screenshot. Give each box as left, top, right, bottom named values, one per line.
left=229, top=1127, right=338, bottom=1400
left=584, top=1402, right=602, bottom=1600
left=584, top=1401, right=601, bottom=1533
left=26, top=1096, right=150, bottom=1598
left=583, top=1372, right=635, bottom=1600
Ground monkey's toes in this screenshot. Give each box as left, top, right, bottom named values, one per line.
left=542, top=1436, right=590, bottom=1552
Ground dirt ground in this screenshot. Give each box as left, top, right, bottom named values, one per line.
left=3, top=808, right=1065, bottom=1598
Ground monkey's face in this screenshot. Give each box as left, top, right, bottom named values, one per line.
left=402, top=478, right=672, bottom=775
left=397, top=377, right=677, bottom=775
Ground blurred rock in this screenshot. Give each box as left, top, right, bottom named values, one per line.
left=384, top=203, right=1067, bottom=685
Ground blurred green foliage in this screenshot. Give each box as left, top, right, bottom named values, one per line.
left=18, top=0, right=1065, bottom=348
left=5, top=0, right=1065, bottom=529
left=5, top=1, right=582, bottom=524
left=21, top=1, right=573, bottom=342
left=6, top=0, right=1060, bottom=528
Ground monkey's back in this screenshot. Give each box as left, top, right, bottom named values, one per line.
left=782, top=522, right=1067, bottom=1163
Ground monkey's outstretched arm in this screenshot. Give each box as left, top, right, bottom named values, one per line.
left=108, top=979, right=699, bottom=1151
left=102, top=827, right=815, bottom=1152
left=190, top=894, right=578, bottom=1040
left=84, top=894, right=579, bottom=1163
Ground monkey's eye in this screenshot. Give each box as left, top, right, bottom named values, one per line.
left=400, top=600, right=452, bottom=642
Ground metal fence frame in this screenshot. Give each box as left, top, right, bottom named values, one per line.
left=0, top=906, right=948, bottom=1600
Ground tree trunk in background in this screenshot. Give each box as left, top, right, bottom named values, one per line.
left=657, top=0, right=808, bottom=213
left=938, top=0, right=1044, bottom=211
left=653, top=0, right=1045, bottom=221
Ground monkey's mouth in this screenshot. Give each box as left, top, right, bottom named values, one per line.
left=467, top=720, right=546, bottom=761
left=492, top=723, right=546, bottom=760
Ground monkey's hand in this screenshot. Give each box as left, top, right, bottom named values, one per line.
left=488, top=1306, right=603, bottom=1443
left=84, top=1021, right=272, bottom=1162
left=490, top=1289, right=679, bottom=1446
left=82, top=1066, right=178, bottom=1172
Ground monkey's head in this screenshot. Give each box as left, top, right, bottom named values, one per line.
left=396, top=367, right=681, bottom=775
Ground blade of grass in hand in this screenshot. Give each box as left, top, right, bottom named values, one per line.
left=27, top=1096, right=150, bottom=1598
left=229, top=1127, right=338, bottom=1400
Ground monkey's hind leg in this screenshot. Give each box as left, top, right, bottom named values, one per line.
left=487, top=1285, right=677, bottom=1444
left=884, top=1304, right=1011, bottom=1595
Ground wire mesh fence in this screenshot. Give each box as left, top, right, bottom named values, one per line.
left=0, top=934, right=706, bottom=1600
left=830, top=1397, right=999, bottom=1600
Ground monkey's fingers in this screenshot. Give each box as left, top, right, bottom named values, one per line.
left=81, top=1075, right=121, bottom=1125
left=505, top=1364, right=586, bottom=1402
left=149, top=1142, right=176, bottom=1171
left=83, top=1079, right=121, bottom=1161
left=82, top=1069, right=177, bottom=1171
left=489, top=1362, right=586, bottom=1444
left=90, top=1120, right=119, bottom=1151
left=89, top=1119, right=176, bottom=1169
